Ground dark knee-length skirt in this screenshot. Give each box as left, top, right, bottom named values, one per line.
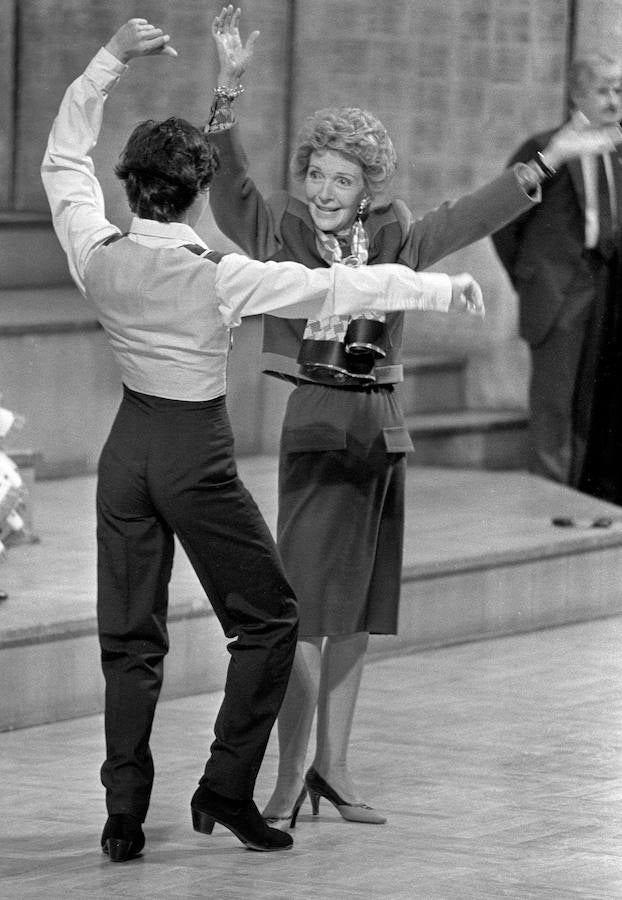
left=276, top=383, right=411, bottom=637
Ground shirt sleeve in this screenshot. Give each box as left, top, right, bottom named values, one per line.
left=40, top=47, right=125, bottom=296
left=214, top=253, right=453, bottom=326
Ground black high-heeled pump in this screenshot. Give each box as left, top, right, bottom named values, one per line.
left=263, top=784, right=308, bottom=829
left=101, top=814, right=145, bottom=862
left=304, top=767, right=387, bottom=824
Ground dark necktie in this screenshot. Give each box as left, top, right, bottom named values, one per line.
left=598, top=154, right=617, bottom=258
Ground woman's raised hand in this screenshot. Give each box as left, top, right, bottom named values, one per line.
left=212, top=5, right=259, bottom=84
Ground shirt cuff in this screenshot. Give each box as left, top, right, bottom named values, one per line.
left=84, top=46, right=128, bottom=93
left=378, top=270, right=453, bottom=313
left=425, top=272, right=452, bottom=310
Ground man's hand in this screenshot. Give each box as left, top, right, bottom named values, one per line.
left=105, top=19, right=178, bottom=64
left=212, top=5, right=259, bottom=85
left=542, top=121, right=622, bottom=170
left=448, top=273, right=485, bottom=317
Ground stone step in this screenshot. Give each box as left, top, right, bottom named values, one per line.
left=406, top=408, right=529, bottom=469
left=398, top=354, right=466, bottom=415
left=2, top=460, right=622, bottom=731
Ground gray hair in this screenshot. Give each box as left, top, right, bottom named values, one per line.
left=569, top=53, right=622, bottom=100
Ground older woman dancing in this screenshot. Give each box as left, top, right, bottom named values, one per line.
left=207, top=6, right=622, bottom=828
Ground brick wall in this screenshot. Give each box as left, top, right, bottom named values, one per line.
left=11, top=0, right=290, bottom=238
left=7, top=2, right=571, bottom=224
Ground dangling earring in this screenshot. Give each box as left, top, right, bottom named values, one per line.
left=350, top=196, right=370, bottom=266
left=356, top=195, right=371, bottom=219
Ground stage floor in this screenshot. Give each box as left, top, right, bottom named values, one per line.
left=1, top=614, right=621, bottom=898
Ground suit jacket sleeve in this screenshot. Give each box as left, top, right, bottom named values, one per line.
left=209, top=125, right=282, bottom=261
left=396, top=161, right=541, bottom=272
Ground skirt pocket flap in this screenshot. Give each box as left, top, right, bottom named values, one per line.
left=382, top=425, right=414, bottom=453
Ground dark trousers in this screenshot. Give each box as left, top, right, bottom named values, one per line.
left=96, top=387, right=298, bottom=821
left=578, top=251, right=622, bottom=503
left=528, top=253, right=611, bottom=489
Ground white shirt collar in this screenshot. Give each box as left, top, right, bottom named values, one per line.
left=128, top=217, right=208, bottom=248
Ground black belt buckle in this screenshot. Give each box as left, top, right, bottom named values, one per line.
left=298, top=339, right=376, bottom=384
left=344, top=318, right=387, bottom=359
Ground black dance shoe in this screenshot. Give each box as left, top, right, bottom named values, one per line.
left=191, top=786, right=293, bottom=851
left=101, top=813, right=145, bottom=862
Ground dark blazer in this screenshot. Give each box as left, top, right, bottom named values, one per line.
left=210, top=124, right=539, bottom=382
left=492, top=126, right=599, bottom=347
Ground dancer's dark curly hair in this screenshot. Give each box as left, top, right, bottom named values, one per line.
left=115, top=117, right=219, bottom=222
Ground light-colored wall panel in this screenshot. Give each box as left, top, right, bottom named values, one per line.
left=0, top=0, right=16, bottom=208
left=574, top=0, right=622, bottom=57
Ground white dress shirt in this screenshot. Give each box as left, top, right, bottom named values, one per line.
left=574, top=110, right=618, bottom=248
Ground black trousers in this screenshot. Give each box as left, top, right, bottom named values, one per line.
left=578, top=251, right=622, bottom=503
left=96, top=387, right=298, bottom=820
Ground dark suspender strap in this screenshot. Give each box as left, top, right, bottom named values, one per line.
left=182, top=244, right=223, bottom=263
left=100, top=235, right=222, bottom=262
left=101, top=232, right=126, bottom=246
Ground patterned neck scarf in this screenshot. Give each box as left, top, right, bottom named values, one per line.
left=303, top=216, right=384, bottom=343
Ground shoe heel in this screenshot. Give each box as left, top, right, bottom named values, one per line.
left=192, top=808, right=216, bottom=834
left=105, top=838, right=134, bottom=862
left=289, top=787, right=308, bottom=829
left=309, top=788, right=320, bottom=816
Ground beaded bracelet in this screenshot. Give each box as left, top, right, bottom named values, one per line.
left=213, top=84, right=245, bottom=101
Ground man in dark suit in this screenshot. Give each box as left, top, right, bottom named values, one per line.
left=493, top=54, right=622, bottom=502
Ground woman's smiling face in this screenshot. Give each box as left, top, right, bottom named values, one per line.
left=304, top=149, right=367, bottom=234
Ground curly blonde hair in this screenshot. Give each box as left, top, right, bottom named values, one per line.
left=290, top=107, right=397, bottom=197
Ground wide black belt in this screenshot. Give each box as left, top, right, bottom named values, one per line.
left=298, top=319, right=390, bottom=385
left=298, top=339, right=376, bottom=385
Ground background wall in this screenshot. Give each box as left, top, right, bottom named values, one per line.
left=2, top=0, right=607, bottom=474
left=574, top=0, right=622, bottom=56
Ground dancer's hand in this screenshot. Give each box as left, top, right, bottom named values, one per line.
left=212, top=5, right=259, bottom=86
left=105, top=18, right=178, bottom=64
left=449, top=273, right=485, bottom=317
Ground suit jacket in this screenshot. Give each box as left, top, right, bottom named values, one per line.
left=492, top=126, right=609, bottom=347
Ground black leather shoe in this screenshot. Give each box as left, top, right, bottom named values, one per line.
left=191, top=786, right=293, bottom=851
left=101, top=814, right=145, bottom=862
